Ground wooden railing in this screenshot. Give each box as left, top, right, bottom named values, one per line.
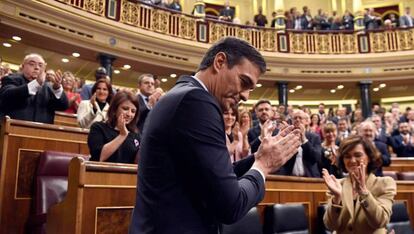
left=55, top=0, right=414, bottom=54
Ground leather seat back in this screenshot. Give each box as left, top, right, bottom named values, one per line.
left=263, top=203, right=308, bottom=234
left=221, top=207, right=263, bottom=234
left=28, top=151, right=89, bottom=234
left=387, top=202, right=414, bottom=234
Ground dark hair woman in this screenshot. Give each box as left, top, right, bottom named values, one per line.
left=77, top=78, right=113, bottom=128
left=87, top=90, right=140, bottom=163
left=323, top=135, right=396, bottom=233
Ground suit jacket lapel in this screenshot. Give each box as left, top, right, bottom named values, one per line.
left=353, top=174, right=376, bottom=221
left=342, top=177, right=355, bottom=220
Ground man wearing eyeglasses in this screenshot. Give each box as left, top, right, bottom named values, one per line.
left=129, top=37, right=302, bottom=234
left=0, top=53, right=68, bottom=124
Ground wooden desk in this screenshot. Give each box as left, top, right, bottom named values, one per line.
left=262, top=175, right=414, bottom=233
left=47, top=157, right=137, bottom=234
left=0, top=117, right=89, bottom=234
left=47, top=167, right=414, bottom=234
left=54, top=111, right=79, bottom=128
left=386, top=157, right=414, bottom=172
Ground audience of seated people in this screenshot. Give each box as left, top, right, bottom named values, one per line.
left=77, top=78, right=113, bottom=128
left=87, top=90, right=141, bottom=163
left=4, top=53, right=414, bottom=171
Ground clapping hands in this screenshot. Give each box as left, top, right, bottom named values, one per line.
left=350, top=163, right=368, bottom=196
left=254, top=124, right=302, bottom=175
left=322, top=169, right=342, bottom=204
left=117, top=113, right=129, bottom=136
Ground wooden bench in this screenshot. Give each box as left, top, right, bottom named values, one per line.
left=47, top=157, right=137, bottom=234
left=54, top=111, right=79, bottom=128
left=46, top=164, right=414, bottom=234
left=262, top=175, right=414, bottom=233
left=386, top=157, right=414, bottom=172
left=0, top=117, right=89, bottom=233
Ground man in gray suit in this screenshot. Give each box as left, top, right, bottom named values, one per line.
left=400, top=7, right=414, bottom=28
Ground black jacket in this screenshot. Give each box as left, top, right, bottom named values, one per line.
left=0, top=73, right=68, bottom=124
left=130, top=76, right=265, bottom=234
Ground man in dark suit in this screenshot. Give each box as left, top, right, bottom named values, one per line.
left=136, top=74, right=163, bottom=134
left=0, top=53, right=68, bottom=124
left=390, top=122, right=414, bottom=157
left=219, top=0, right=234, bottom=22
left=400, top=7, right=414, bottom=28
left=129, top=37, right=302, bottom=234
left=372, top=114, right=389, bottom=145
left=248, top=99, right=279, bottom=153
left=276, top=110, right=322, bottom=178
left=359, top=120, right=391, bottom=176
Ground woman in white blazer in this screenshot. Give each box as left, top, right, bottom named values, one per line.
left=77, top=79, right=113, bottom=128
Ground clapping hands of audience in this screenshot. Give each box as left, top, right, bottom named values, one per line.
left=350, top=163, right=368, bottom=196
left=322, top=169, right=342, bottom=204
left=260, top=119, right=276, bottom=140
left=148, top=88, right=164, bottom=108
left=44, top=69, right=63, bottom=90
left=36, top=69, right=46, bottom=86
left=232, top=122, right=240, bottom=142
left=117, top=113, right=129, bottom=136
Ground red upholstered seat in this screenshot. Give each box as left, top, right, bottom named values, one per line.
left=383, top=171, right=398, bottom=180
left=397, top=172, right=414, bottom=181
left=27, top=151, right=89, bottom=234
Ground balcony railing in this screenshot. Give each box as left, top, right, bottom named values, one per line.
left=56, top=0, right=414, bottom=54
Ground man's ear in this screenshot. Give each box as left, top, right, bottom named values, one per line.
left=212, top=52, right=227, bottom=74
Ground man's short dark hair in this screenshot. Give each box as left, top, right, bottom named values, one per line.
left=197, top=37, right=266, bottom=74
left=254, top=99, right=271, bottom=109
left=95, top=67, right=107, bottom=80
left=138, top=73, right=154, bottom=85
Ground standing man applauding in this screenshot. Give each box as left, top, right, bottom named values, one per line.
left=0, top=53, right=68, bottom=124
left=136, top=74, right=163, bottom=134
left=129, top=37, right=302, bottom=234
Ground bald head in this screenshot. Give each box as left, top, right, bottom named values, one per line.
left=21, top=53, right=46, bottom=81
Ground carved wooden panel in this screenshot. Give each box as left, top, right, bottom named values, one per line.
left=96, top=207, right=133, bottom=234
left=16, top=150, right=42, bottom=198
